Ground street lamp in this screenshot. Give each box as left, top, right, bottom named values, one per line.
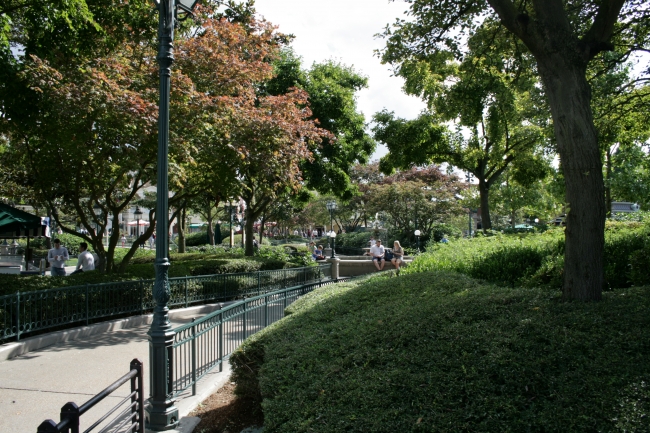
left=466, top=171, right=474, bottom=237
left=325, top=200, right=337, bottom=248
left=134, top=206, right=143, bottom=249
left=224, top=202, right=236, bottom=248
left=329, top=231, right=337, bottom=258
left=148, top=0, right=201, bottom=429
left=93, top=204, right=102, bottom=239
left=414, top=229, right=421, bottom=253
left=237, top=214, right=245, bottom=248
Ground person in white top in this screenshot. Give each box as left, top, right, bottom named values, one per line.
left=48, top=238, right=69, bottom=276
left=71, top=242, right=95, bottom=274
left=370, top=239, right=385, bottom=271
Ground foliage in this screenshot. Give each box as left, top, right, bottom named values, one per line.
left=373, top=18, right=551, bottom=230
left=0, top=249, right=302, bottom=295
left=230, top=271, right=650, bottom=432
left=264, top=50, right=376, bottom=200
left=407, top=221, right=650, bottom=289
left=376, top=0, right=650, bottom=301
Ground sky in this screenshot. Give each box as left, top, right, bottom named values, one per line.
left=252, top=0, right=427, bottom=161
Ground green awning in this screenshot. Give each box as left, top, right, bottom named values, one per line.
left=0, top=203, right=49, bottom=238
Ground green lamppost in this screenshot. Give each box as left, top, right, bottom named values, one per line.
left=329, top=230, right=337, bottom=258
left=466, top=172, right=474, bottom=237
left=147, top=0, right=199, bottom=430
left=414, top=229, right=421, bottom=253
left=325, top=200, right=337, bottom=249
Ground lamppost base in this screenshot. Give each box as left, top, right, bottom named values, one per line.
left=145, top=403, right=179, bottom=431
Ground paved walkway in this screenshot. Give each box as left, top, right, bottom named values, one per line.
left=0, top=304, right=232, bottom=433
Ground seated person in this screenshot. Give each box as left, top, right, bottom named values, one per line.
left=312, top=245, right=326, bottom=260
left=370, top=239, right=385, bottom=271
left=71, top=242, right=95, bottom=275
left=391, top=240, right=404, bottom=274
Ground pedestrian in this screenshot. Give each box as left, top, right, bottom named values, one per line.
left=71, top=242, right=95, bottom=274
left=121, top=234, right=126, bottom=248
left=370, top=239, right=385, bottom=271
left=391, top=240, right=404, bottom=275
left=47, top=238, right=69, bottom=276
left=149, top=236, right=154, bottom=249
left=369, top=236, right=376, bottom=247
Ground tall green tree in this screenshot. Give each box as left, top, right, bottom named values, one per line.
left=264, top=50, right=376, bottom=199
left=374, top=21, right=549, bottom=230
left=379, top=0, right=650, bottom=300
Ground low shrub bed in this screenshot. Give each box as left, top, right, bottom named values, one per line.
left=0, top=247, right=311, bottom=295
left=230, top=271, right=650, bottom=432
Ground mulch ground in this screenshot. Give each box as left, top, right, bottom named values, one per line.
left=190, top=382, right=263, bottom=433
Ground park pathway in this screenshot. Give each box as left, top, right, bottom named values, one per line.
left=0, top=305, right=234, bottom=432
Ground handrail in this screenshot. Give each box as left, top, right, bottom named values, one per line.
left=36, top=358, right=144, bottom=433
left=170, top=276, right=344, bottom=397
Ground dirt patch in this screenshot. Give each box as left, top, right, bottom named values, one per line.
left=190, top=382, right=263, bottom=433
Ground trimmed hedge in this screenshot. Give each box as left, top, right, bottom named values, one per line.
left=0, top=251, right=301, bottom=296
left=406, top=221, right=650, bottom=289
left=230, top=271, right=650, bottom=432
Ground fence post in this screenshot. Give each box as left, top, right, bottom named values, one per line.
left=257, top=270, right=261, bottom=296
left=61, top=402, right=81, bottom=433
left=139, top=279, right=144, bottom=316
left=16, top=291, right=20, bottom=342
left=243, top=300, right=247, bottom=340
left=283, top=269, right=287, bottom=288
left=36, top=420, right=59, bottom=433
left=185, top=277, right=189, bottom=309
left=264, top=294, right=269, bottom=327
left=218, top=311, right=223, bottom=373
left=130, top=358, right=145, bottom=433
left=191, top=318, right=197, bottom=396
left=85, top=284, right=90, bottom=326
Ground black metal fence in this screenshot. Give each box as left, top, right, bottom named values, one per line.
left=0, top=264, right=331, bottom=342
left=171, top=278, right=345, bottom=397
left=37, top=358, right=145, bottom=433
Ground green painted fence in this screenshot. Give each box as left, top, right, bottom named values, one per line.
left=171, top=277, right=347, bottom=397
left=0, top=264, right=331, bottom=341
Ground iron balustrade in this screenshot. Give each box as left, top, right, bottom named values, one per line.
left=0, top=264, right=331, bottom=341
left=37, top=358, right=145, bottom=433
left=171, top=277, right=346, bottom=397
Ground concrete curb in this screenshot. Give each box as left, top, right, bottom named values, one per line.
left=0, top=302, right=228, bottom=362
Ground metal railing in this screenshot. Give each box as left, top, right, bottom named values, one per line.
left=170, top=277, right=344, bottom=397
left=0, top=264, right=331, bottom=341
left=37, top=358, right=145, bottom=433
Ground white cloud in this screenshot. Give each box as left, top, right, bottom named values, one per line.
left=253, top=0, right=426, bottom=160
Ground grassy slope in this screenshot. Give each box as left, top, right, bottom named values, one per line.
left=240, top=272, right=650, bottom=432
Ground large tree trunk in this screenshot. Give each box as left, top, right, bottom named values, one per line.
left=538, top=60, right=605, bottom=301
left=244, top=209, right=255, bottom=256
left=478, top=178, right=492, bottom=230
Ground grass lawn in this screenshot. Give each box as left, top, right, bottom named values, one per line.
left=231, top=271, right=650, bottom=432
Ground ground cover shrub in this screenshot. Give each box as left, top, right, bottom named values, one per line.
left=230, top=271, right=650, bottom=432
